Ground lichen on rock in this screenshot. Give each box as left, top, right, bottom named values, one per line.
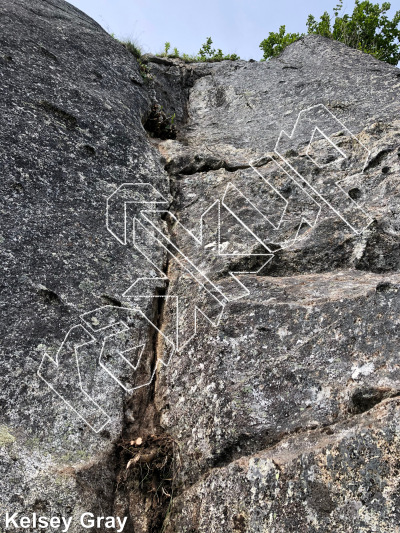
left=1, top=0, right=400, bottom=532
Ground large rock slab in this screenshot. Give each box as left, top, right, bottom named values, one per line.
left=148, top=35, right=400, bottom=532
left=164, top=399, right=400, bottom=532
left=2, top=1, right=400, bottom=531
left=0, top=0, right=169, bottom=528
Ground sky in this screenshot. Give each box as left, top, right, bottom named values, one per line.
left=67, top=0, right=399, bottom=61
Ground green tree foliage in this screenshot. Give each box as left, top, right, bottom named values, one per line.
left=260, top=0, right=400, bottom=65
left=259, top=25, right=301, bottom=60
left=197, top=37, right=240, bottom=61
left=158, top=37, right=239, bottom=62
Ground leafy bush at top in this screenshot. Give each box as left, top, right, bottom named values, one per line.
left=158, top=37, right=240, bottom=62
left=260, top=0, right=400, bottom=65
left=197, top=37, right=240, bottom=61
left=258, top=26, right=300, bottom=60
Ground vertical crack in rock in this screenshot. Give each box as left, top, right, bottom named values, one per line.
left=111, top=221, right=176, bottom=532
left=4, top=2, right=400, bottom=530
left=111, top=81, right=184, bottom=533
left=127, top=42, right=400, bottom=533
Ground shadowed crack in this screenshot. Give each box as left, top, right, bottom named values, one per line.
left=202, top=393, right=400, bottom=480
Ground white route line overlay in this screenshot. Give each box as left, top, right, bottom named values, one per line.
left=273, top=103, right=373, bottom=235
left=38, top=103, right=373, bottom=432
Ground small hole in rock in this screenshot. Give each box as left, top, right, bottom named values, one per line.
left=12, top=183, right=24, bottom=193
left=297, top=221, right=311, bottom=236
left=39, top=101, right=77, bottom=129
left=81, top=144, right=96, bottom=157
left=101, top=294, right=122, bottom=307
left=143, top=103, right=176, bottom=140
left=348, top=188, right=362, bottom=200
left=376, top=281, right=395, bottom=293
left=40, top=47, right=58, bottom=62
left=382, top=166, right=390, bottom=174
left=38, top=287, right=61, bottom=304
left=350, top=387, right=391, bottom=414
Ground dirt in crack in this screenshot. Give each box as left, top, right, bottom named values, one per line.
left=114, top=434, right=178, bottom=533
left=112, top=282, right=177, bottom=532
left=144, top=103, right=177, bottom=140
left=112, top=208, right=178, bottom=531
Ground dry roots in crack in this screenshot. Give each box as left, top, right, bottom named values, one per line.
left=116, top=434, right=177, bottom=532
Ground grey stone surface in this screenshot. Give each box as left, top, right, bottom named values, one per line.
left=150, top=32, right=400, bottom=533
left=2, top=1, right=400, bottom=532
left=0, top=0, right=168, bottom=529
left=164, top=399, right=400, bottom=532
left=181, top=35, right=400, bottom=161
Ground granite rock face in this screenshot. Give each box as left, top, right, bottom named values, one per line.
left=151, top=35, right=400, bottom=533
left=0, top=0, right=169, bottom=529
left=2, top=1, right=400, bottom=532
